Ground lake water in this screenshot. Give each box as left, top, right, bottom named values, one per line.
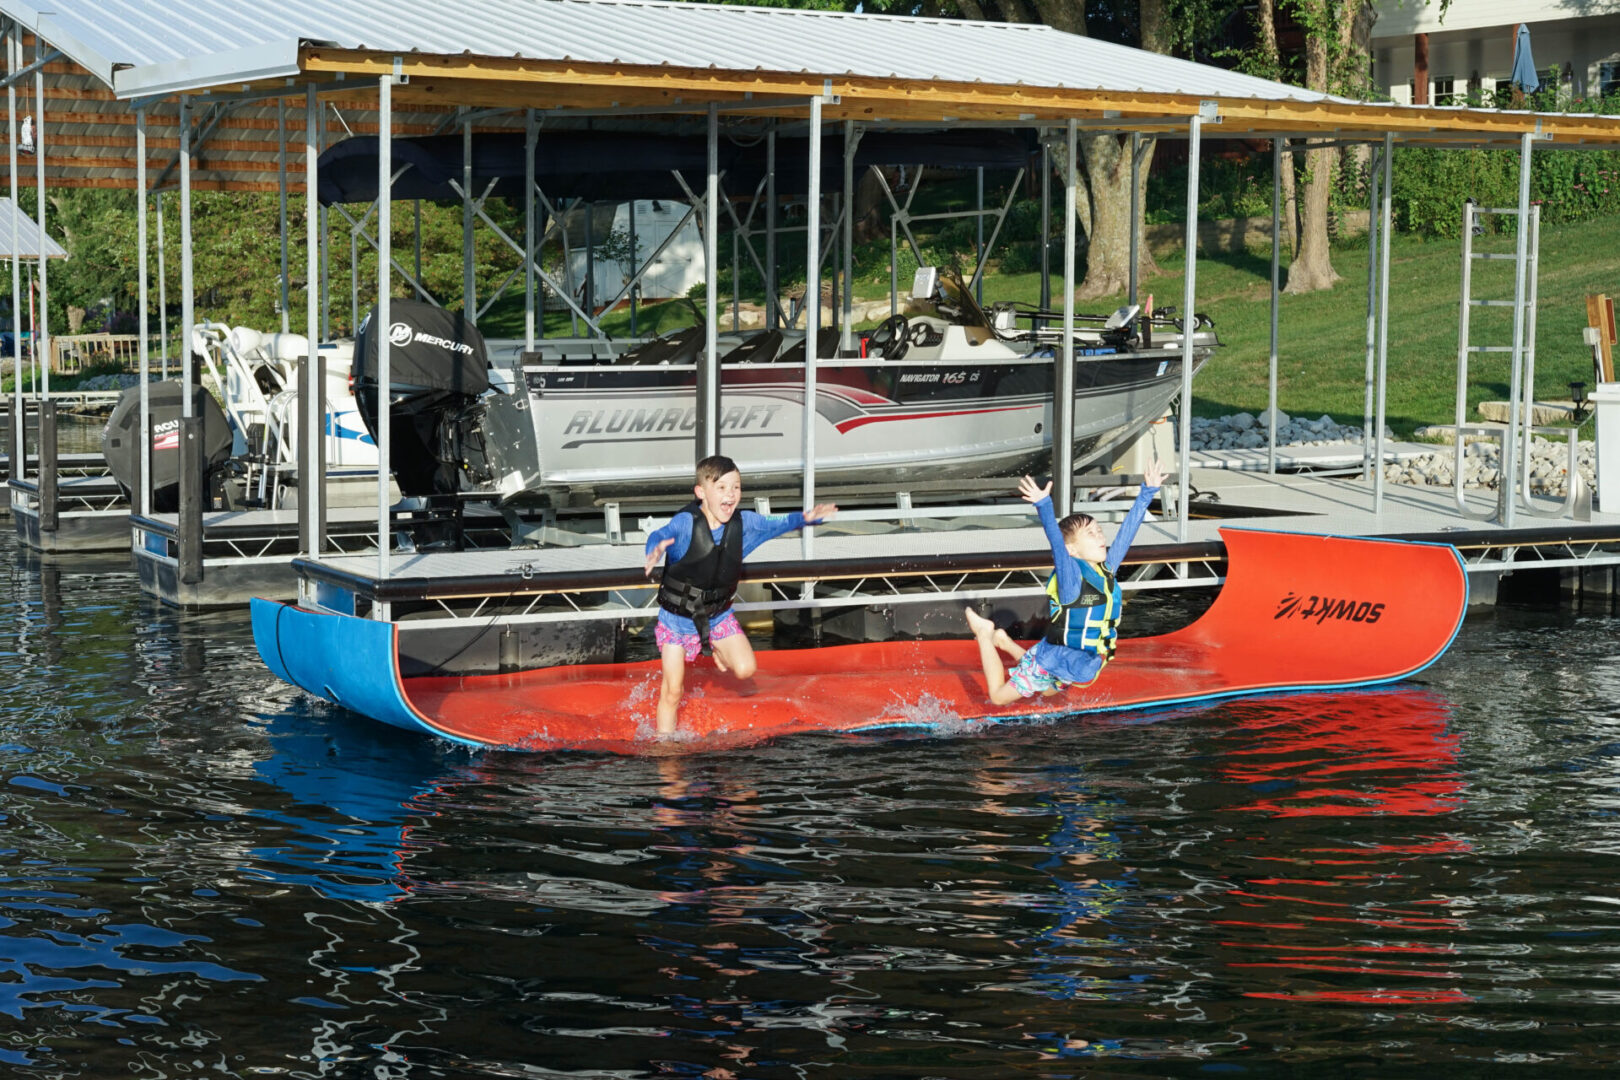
left=2, top=524, right=1619, bottom=1077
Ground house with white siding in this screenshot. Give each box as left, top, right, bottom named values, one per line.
left=1372, top=0, right=1620, bottom=105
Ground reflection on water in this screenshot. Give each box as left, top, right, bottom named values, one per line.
left=1, top=533, right=1620, bottom=1073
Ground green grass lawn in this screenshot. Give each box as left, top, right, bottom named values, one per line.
left=964, top=219, right=1620, bottom=436
left=492, top=216, right=1620, bottom=438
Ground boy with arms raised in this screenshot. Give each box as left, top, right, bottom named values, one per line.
left=965, top=463, right=1165, bottom=705
left=644, top=455, right=837, bottom=735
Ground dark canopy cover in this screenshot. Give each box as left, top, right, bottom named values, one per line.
left=355, top=300, right=489, bottom=395
left=316, top=129, right=1035, bottom=205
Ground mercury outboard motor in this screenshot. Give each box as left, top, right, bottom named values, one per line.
left=100, top=381, right=235, bottom=512
left=353, top=299, right=494, bottom=499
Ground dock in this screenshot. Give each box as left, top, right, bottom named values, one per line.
left=133, top=501, right=541, bottom=608
left=9, top=474, right=130, bottom=553
left=281, top=467, right=1620, bottom=677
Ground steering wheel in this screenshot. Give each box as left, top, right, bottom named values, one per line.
left=867, top=314, right=910, bottom=360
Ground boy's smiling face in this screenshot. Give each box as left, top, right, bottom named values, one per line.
left=695, top=469, right=743, bottom=528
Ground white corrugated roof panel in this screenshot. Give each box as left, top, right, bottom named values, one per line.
left=0, top=0, right=1328, bottom=104
left=0, top=197, right=67, bottom=258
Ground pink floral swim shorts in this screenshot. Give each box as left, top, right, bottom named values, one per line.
left=655, top=611, right=743, bottom=662
left=1007, top=651, right=1065, bottom=698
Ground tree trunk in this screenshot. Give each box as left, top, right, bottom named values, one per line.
left=1075, top=0, right=1165, bottom=297
left=1281, top=142, right=1300, bottom=260
left=1075, top=134, right=1132, bottom=298
left=1254, top=0, right=1299, bottom=258
left=1286, top=144, right=1340, bottom=292
left=1284, top=1, right=1340, bottom=294
left=1342, top=1, right=1377, bottom=183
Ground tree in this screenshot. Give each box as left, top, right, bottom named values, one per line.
left=1071, top=0, right=1170, bottom=298
left=1249, top=0, right=1299, bottom=259
left=1255, top=0, right=1371, bottom=294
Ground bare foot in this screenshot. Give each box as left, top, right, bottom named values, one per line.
left=992, top=628, right=1019, bottom=657
left=964, top=606, right=994, bottom=638
left=712, top=651, right=729, bottom=674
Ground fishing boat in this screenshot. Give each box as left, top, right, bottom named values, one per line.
left=320, top=128, right=1214, bottom=504
left=355, top=270, right=1216, bottom=506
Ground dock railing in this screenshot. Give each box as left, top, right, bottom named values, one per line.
left=51, top=333, right=140, bottom=374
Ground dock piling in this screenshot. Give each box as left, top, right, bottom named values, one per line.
left=178, top=415, right=203, bottom=585
left=38, top=400, right=56, bottom=533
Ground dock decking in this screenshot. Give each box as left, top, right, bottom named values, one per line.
left=291, top=468, right=1620, bottom=624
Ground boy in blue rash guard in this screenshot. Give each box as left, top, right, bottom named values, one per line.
left=644, top=454, right=838, bottom=735
left=965, top=462, right=1165, bottom=706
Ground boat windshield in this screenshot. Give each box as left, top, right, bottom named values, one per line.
left=935, top=269, right=993, bottom=329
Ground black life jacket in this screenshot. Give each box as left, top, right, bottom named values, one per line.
left=656, top=501, right=744, bottom=640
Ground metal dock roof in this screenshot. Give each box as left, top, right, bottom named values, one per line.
left=1, top=0, right=1618, bottom=196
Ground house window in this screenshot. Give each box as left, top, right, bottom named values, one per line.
left=1601, top=61, right=1620, bottom=97
left=1433, top=76, right=1463, bottom=105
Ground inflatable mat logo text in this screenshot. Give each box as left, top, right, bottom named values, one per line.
left=1274, top=592, right=1386, bottom=625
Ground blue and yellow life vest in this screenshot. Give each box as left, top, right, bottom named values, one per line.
left=1043, top=561, right=1122, bottom=659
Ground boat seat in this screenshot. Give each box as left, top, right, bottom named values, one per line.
left=775, top=332, right=840, bottom=365
left=720, top=330, right=783, bottom=364
left=620, top=326, right=703, bottom=366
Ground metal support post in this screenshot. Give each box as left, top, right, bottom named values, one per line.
left=137, top=108, right=150, bottom=516
left=1177, top=112, right=1204, bottom=538
left=975, top=166, right=985, bottom=305
left=32, top=38, right=46, bottom=399
left=8, top=30, right=22, bottom=476
left=801, top=96, right=824, bottom=561
left=1362, top=144, right=1381, bottom=480
left=377, top=72, right=395, bottom=586
left=524, top=111, right=536, bottom=354
left=1040, top=135, right=1051, bottom=312
left=1268, top=137, right=1281, bottom=474
left=1055, top=119, right=1078, bottom=514
left=766, top=128, right=778, bottom=332
left=1502, top=129, right=1536, bottom=528
left=179, top=96, right=201, bottom=584
left=157, top=192, right=168, bottom=378
left=628, top=198, right=638, bottom=336
left=462, top=115, right=475, bottom=323
left=699, top=103, right=720, bottom=458
left=305, top=85, right=322, bottom=557
left=277, top=98, right=290, bottom=334
left=1373, top=133, right=1394, bottom=516
left=842, top=121, right=856, bottom=353
left=1129, top=132, right=1141, bottom=307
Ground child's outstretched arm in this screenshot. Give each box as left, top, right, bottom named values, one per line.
left=1104, top=462, right=1165, bottom=572
left=1023, top=475, right=1081, bottom=604
left=1018, top=475, right=1052, bottom=505
left=643, top=514, right=693, bottom=577
left=740, top=503, right=840, bottom=557
left=644, top=538, right=674, bottom=578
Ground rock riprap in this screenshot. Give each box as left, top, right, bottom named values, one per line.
left=1191, top=410, right=1594, bottom=497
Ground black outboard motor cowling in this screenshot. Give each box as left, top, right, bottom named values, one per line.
left=100, top=381, right=235, bottom=512
left=354, top=300, right=492, bottom=498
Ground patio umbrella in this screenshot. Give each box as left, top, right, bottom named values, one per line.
left=1510, top=23, right=1540, bottom=94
